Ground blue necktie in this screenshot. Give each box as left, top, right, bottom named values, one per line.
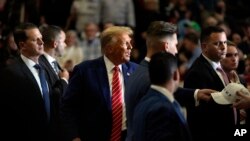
left=173, top=100, right=186, bottom=124
left=34, top=64, right=50, bottom=120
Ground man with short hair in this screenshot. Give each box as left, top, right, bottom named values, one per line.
left=184, top=26, right=239, bottom=141
left=133, top=52, right=192, bottom=141
left=0, top=22, right=55, bottom=141
left=125, top=21, right=215, bottom=141
left=39, top=25, right=69, bottom=140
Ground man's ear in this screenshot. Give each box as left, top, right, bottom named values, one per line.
left=173, top=69, right=180, bottom=82
left=164, top=41, right=169, bottom=52
left=18, top=42, right=25, bottom=49
left=52, top=40, right=58, bottom=49
left=201, top=43, right=206, bottom=51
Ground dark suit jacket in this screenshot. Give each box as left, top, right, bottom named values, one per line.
left=39, top=55, right=67, bottom=96
left=183, top=55, right=237, bottom=141
left=39, top=55, right=68, bottom=140
left=125, top=59, right=195, bottom=141
left=0, top=56, right=55, bottom=141
left=133, top=88, right=192, bottom=141
left=60, top=57, right=138, bottom=141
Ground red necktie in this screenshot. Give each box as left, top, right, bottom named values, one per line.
left=111, top=66, right=123, bottom=141
left=217, top=67, right=237, bottom=124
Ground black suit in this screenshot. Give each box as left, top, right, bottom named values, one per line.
left=184, top=55, right=238, bottom=141
left=39, top=55, right=67, bottom=100
left=39, top=55, right=68, bottom=140
left=125, top=59, right=196, bottom=141
left=0, top=56, right=55, bottom=141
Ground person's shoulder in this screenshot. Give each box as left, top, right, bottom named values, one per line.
left=77, top=57, right=103, bottom=67
left=127, top=61, right=138, bottom=66
left=124, top=61, right=138, bottom=68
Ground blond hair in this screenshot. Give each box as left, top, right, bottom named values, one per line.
left=100, top=26, right=133, bottom=49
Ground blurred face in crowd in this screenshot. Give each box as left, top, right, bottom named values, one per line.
left=202, top=32, right=227, bottom=62
left=84, top=23, right=99, bottom=40
left=20, top=28, right=44, bottom=57
left=55, top=30, right=66, bottom=57
left=220, top=45, right=239, bottom=72
left=65, top=31, right=78, bottom=47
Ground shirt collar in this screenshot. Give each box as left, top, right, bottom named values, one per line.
left=21, top=54, right=38, bottom=68
left=103, top=55, right=122, bottom=73
left=43, top=53, right=56, bottom=64
left=144, top=57, right=150, bottom=62
left=202, top=54, right=221, bottom=70
left=151, top=85, right=175, bottom=103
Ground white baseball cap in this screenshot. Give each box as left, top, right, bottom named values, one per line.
left=211, top=83, right=250, bottom=105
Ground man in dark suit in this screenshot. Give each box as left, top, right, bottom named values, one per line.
left=60, top=26, right=138, bottom=141
left=133, top=52, right=192, bottom=141
left=125, top=21, right=215, bottom=141
left=183, top=26, right=238, bottom=141
left=0, top=23, right=55, bottom=141
left=39, top=25, right=69, bottom=140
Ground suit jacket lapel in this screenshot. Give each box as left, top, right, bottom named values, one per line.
left=96, top=57, right=112, bottom=110
left=122, top=64, right=129, bottom=85
left=140, top=59, right=149, bottom=68
left=122, top=62, right=137, bottom=85
left=39, top=55, right=58, bottom=81
left=17, top=57, right=43, bottom=99
left=199, top=55, right=225, bottom=87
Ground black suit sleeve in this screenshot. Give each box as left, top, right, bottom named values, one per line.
left=174, top=87, right=195, bottom=108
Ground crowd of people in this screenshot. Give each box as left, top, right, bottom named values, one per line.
left=1, top=0, right=250, bottom=141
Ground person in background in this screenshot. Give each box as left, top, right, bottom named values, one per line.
left=57, top=29, right=83, bottom=74
left=220, top=41, right=244, bottom=84
left=234, top=89, right=250, bottom=140
left=65, top=0, right=101, bottom=33
left=81, top=22, right=102, bottom=61
left=0, top=31, right=19, bottom=69
left=240, top=55, right=250, bottom=89
left=39, top=25, right=69, bottom=140
left=125, top=21, right=215, bottom=141
left=220, top=40, right=248, bottom=130
left=101, top=0, right=135, bottom=29
left=0, top=22, right=55, bottom=141
left=178, top=32, right=201, bottom=81
left=60, top=26, right=137, bottom=141
left=183, top=26, right=239, bottom=141
left=133, top=52, right=192, bottom=141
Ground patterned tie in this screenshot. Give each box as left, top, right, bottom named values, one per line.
left=111, top=66, right=123, bottom=141
left=217, top=67, right=237, bottom=124
left=34, top=64, right=50, bottom=120
left=52, top=61, right=60, bottom=74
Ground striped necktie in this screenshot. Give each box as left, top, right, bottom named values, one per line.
left=111, top=66, right=123, bottom=141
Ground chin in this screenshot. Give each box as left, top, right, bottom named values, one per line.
left=123, top=58, right=130, bottom=62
